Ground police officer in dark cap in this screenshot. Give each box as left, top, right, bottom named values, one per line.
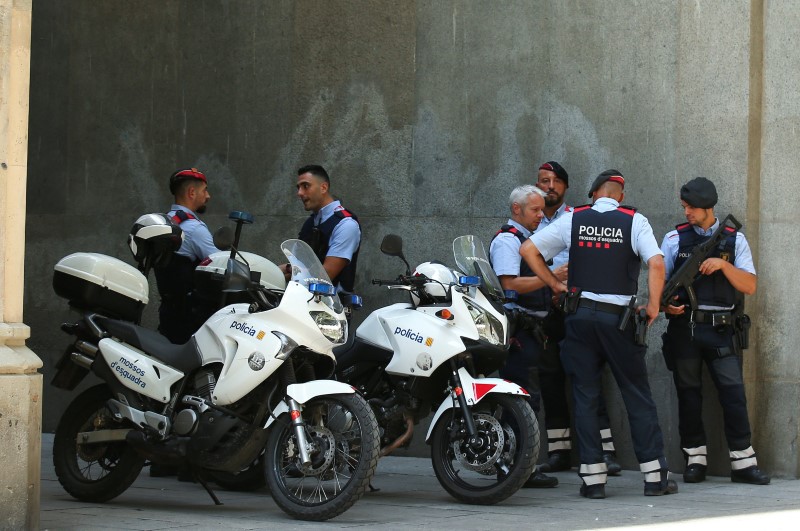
left=660, top=177, right=769, bottom=485
left=521, top=169, right=677, bottom=499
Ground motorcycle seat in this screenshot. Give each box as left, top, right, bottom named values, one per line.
left=95, top=316, right=202, bottom=374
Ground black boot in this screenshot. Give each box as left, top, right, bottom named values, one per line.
left=683, top=463, right=707, bottom=483
left=644, top=470, right=679, bottom=496
left=731, top=466, right=770, bottom=485
left=579, top=482, right=606, bottom=499
left=603, top=452, right=621, bottom=476
left=523, top=467, right=559, bottom=488
left=539, top=451, right=571, bottom=473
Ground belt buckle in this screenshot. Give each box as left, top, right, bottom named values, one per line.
left=712, top=313, right=731, bottom=327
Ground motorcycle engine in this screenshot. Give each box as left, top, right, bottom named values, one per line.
left=172, top=370, right=218, bottom=436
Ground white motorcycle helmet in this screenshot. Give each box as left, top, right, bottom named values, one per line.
left=127, top=213, right=184, bottom=272
left=411, top=261, right=458, bottom=304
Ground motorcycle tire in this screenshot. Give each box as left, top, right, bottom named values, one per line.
left=430, top=393, right=538, bottom=505
left=264, top=393, right=380, bottom=521
left=53, top=385, right=146, bottom=502
left=208, top=455, right=267, bottom=492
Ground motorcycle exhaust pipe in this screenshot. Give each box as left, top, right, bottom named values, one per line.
left=125, top=430, right=187, bottom=462
left=70, top=352, right=94, bottom=369
left=380, top=415, right=414, bottom=457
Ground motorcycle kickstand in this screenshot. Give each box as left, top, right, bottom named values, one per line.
left=193, top=470, right=223, bottom=506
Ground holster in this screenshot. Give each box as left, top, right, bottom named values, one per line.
left=561, top=287, right=582, bottom=315
left=512, top=310, right=548, bottom=347
left=735, top=313, right=751, bottom=351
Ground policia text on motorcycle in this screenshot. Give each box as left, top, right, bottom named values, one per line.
left=520, top=170, right=677, bottom=499
left=660, top=177, right=769, bottom=485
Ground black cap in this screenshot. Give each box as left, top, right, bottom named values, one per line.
left=539, top=161, right=569, bottom=187
left=587, top=169, right=624, bottom=198
left=680, top=177, right=717, bottom=208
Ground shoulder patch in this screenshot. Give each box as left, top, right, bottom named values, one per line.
left=573, top=204, right=592, bottom=213
left=676, top=222, right=692, bottom=232
left=617, top=206, right=637, bottom=216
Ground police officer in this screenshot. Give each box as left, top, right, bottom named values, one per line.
left=521, top=169, right=677, bottom=499
left=294, top=165, right=361, bottom=291
left=154, top=168, right=221, bottom=345
left=534, top=161, right=622, bottom=476
left=489, top=184, right=559, bottom=488
left=660, top=177, right=769, bottom=485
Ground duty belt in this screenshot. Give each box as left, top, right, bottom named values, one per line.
left=668, top=310, right=733, bottom=326
left=577, top=299, right=626, bottom=315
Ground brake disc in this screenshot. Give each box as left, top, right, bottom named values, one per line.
left=451, top=413, right=505, bottom=473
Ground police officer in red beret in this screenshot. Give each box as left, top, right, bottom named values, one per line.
left=521, top=170, right=676, bottom=499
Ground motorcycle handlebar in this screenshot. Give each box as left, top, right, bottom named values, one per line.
left=372, top=274, right=430, bottom=288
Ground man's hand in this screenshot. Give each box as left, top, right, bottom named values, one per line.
left=661, top=295, right=685, bottom=316
left=553, top=263, right=569, bottom=282
left=699, top=258, right=728, bottom=275
left=279, top=262, right=292, bottom=281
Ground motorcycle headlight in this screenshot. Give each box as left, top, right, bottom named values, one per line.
left=464, top=299, right=503, bottom=345
left=309, top=311, right=347, bottom=344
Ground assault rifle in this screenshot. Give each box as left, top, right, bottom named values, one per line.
left=660, top=214, right=742, bottom=310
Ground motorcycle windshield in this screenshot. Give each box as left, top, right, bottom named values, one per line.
left=280, top=239, right=343, bottom=313
left=453, top=235, right=504, bottom=301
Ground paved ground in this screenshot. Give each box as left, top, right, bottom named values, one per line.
left=40, top=434, right=800, bottom=530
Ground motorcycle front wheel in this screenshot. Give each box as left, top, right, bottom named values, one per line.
left=264, top=393, right=379, bottom=521
left=52, top=385, right=146, bottom=502
left=430, top=393, right=538, bottom=505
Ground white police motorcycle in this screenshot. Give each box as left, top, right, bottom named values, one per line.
left=50, top=212, right=379, bottom=521
left=334, top=235, right=539, bottom=505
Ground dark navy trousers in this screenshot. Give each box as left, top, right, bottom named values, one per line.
left=662, top=318, right=752, bottom=451
left=560, top=305, right=665, bottom=465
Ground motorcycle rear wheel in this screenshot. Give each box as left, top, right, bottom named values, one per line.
left=264, top=393, right=379, bottom=521
left=430, top=393, right=538, bottom=505
left=52, top=385, right=145, bottom=502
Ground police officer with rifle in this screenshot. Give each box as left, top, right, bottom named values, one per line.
left=660, top=177, right=769, bottom=485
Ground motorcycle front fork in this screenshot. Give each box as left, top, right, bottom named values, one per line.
left=449, top=359, right=480, bottom=449
left=287, top=398, right=313, bottom=466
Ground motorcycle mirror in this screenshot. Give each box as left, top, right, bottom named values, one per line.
left=213, top=226, right=234, bottom=250
left=380, top=234, right=411, bottom=275
left=380, top=234, right=403, bottom=256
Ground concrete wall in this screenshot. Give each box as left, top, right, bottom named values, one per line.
left=25, top=0, right=800, bottom=477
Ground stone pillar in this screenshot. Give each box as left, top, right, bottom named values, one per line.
left=0, top=0, right=42, bottom=529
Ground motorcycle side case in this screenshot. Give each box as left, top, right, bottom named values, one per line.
left=53, top=252, right=148, bottom=322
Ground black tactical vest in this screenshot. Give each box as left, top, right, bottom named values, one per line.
left=673, top=222, right=738, bottom=307
left=490, top=225, right=551, bottom=312
left=298, top=207, right=360, bottom=292
left=568, top=205, right=640, bottom=296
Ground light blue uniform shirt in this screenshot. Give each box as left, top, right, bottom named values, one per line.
left=535, top=202, right=571, bottom=269
left=661, top=218, right=756, bottom=310
left=489, top=219, right=546, bottom=317
left=169, top=204, right=219, bottom=261
left=313, top=200, right=361, bottom=261
left=529, top=197, right=664, bottom=306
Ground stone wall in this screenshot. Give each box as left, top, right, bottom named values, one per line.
left=25, top=0, right=800, bottom=476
